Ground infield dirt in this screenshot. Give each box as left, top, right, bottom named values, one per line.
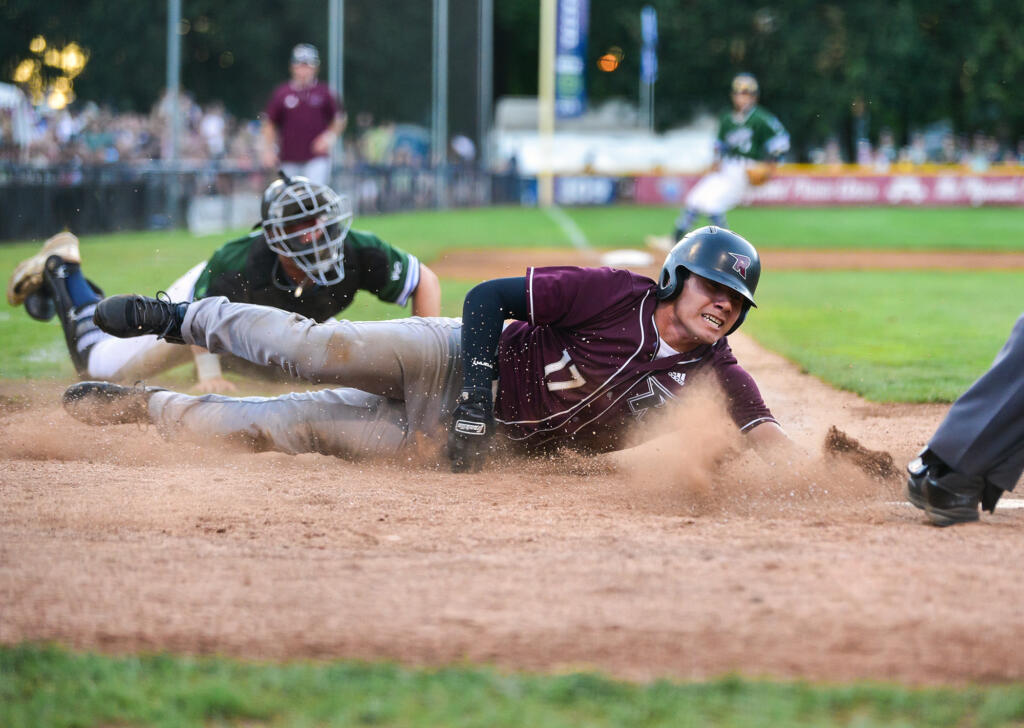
left=2, top=248, right=1023, bottom=685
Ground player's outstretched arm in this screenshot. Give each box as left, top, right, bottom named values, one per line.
left=745, top=417, right=798, bottom=458
left=410, top=264, right=441, bottom=317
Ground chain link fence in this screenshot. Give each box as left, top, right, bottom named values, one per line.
left=0, top=162, right=522, bottom=242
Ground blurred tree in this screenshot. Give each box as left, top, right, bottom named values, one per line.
left=2, top=0, right=1023, bottom=157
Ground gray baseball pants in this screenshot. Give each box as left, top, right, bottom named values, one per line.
left=929, top=313, right=1024, bottom=491
left=146, top=297, right=464, bottom=459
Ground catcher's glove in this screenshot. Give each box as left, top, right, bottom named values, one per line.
left=745, top=163, right=772, bottom=186
left=448, top=388, right=495, bottom=473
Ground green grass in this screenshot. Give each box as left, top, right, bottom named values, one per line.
left=717, top=206, right=1024, bottom=251
left=1, top=205, right=1021, bottom=393
left=361, top=204, right=1024, bottom=252
left=5, top=644, right=1024, bottom=728
left=750, top=270, right=1024, bottom=402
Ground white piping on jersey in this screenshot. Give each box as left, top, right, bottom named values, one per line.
left=739, top=416, right=779, bottom=432
left=394, top=254, right=420, bottom=307
left=527, top=267, right=536, bottom=327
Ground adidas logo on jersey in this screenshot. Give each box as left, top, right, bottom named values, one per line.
left=668, top=371, right=686, bottom=386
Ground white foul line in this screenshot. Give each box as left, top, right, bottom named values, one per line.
left=892, top=500, right=1024, bottom=510
left=544, top=205, right=591, bottom=251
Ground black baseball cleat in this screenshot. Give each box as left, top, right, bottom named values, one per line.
left=63, top=381, right=167, bottom=426
left=906, top=449, right=982, bottom=527
left=23, top=288, right=57, bottom=322
left=94, top=292, right=189, bottom=344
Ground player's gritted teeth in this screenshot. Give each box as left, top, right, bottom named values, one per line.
left=701, top=313, right=725, bottom=329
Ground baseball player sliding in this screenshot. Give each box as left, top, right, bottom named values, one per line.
left=6, top=173, right=439, bottom=392
left=63, top=227, right=798, bottom=468
left=671, top=73, right=790, bottom=244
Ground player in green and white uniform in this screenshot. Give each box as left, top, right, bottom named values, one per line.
left=6, top=174, right=440, bottom=392
left=672, top=73, right=789, bottom=242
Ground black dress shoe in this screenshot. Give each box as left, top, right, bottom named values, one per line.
left=924, top=477, right=980, bottom=527
left=906, top=449, right=982, bottom=526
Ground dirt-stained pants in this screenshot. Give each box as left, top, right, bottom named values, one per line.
left=147, top=297, right=464, bottom=459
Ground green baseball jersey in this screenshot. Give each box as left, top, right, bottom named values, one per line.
left=716, top=105, right=790, bottom=162
left=192, top=228, right=421, bottom=322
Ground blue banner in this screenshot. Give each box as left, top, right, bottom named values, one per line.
left=641, top=5, right=658, bottom=46
left=556, top=0, right=589, bottom=118
left=640, top=5, right=658, bottom=84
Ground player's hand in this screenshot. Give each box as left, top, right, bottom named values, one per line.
left=260, top=148, right=279, bottom=170
left=192, top=376, right=238, bottom=394
left=311, top=131, right=337, bottom=155
left=448, top=388, right=495, bottom=473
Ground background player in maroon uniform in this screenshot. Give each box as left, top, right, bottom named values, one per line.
left=62, top=228, right=793, bottom=472
left=261, top=44, right=345, bottom=185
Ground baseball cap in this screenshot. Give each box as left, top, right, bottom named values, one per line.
left=731, top=73, right=759, bottom=95
left=291, top=44, right=320, bottom=66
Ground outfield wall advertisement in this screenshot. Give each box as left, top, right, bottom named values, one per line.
left=633, top=173, right=1024, bottom=206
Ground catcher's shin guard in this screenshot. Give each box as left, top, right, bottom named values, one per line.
left=43, top=255, right=105, bottom=377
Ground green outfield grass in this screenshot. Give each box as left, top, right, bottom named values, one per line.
left=4, top=645, right=1024, bottom=728
left=721, top=206, right=1024, bottom=251
left=365, top=204, right=1024, bottom=252
left=751, top=269, right=1024, bottom=401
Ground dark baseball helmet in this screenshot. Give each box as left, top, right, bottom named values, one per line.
left=656, top=226, right=761, bottom=335
left=260, top=172, right=353, bottom=286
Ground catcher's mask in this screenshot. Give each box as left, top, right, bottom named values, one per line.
left=656, top=226, right=761, bottom=335
left=261, top=172, right=353, bottom=286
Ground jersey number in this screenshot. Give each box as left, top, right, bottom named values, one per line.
left=544, top=349, right=586, bottom=391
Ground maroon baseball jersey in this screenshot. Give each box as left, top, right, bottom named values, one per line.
left=494, top=266, right=778, bottom=453
left=264, top=81, right=341, bottom=162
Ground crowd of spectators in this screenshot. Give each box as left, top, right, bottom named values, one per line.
left=3, top=91, right=1024, bottom=173
left=0, top=92, right=265, bottom=168
left=0, top=92, right=440, bottom=171
left=809, top=127, right=1024, bottom=172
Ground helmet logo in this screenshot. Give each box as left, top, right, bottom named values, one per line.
left=729, top=252, right=752, bottom=279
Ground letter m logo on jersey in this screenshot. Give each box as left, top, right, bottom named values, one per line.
left=627, top=376, right=676, bottom=419
left=729, top=252, right=752, bottom=279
